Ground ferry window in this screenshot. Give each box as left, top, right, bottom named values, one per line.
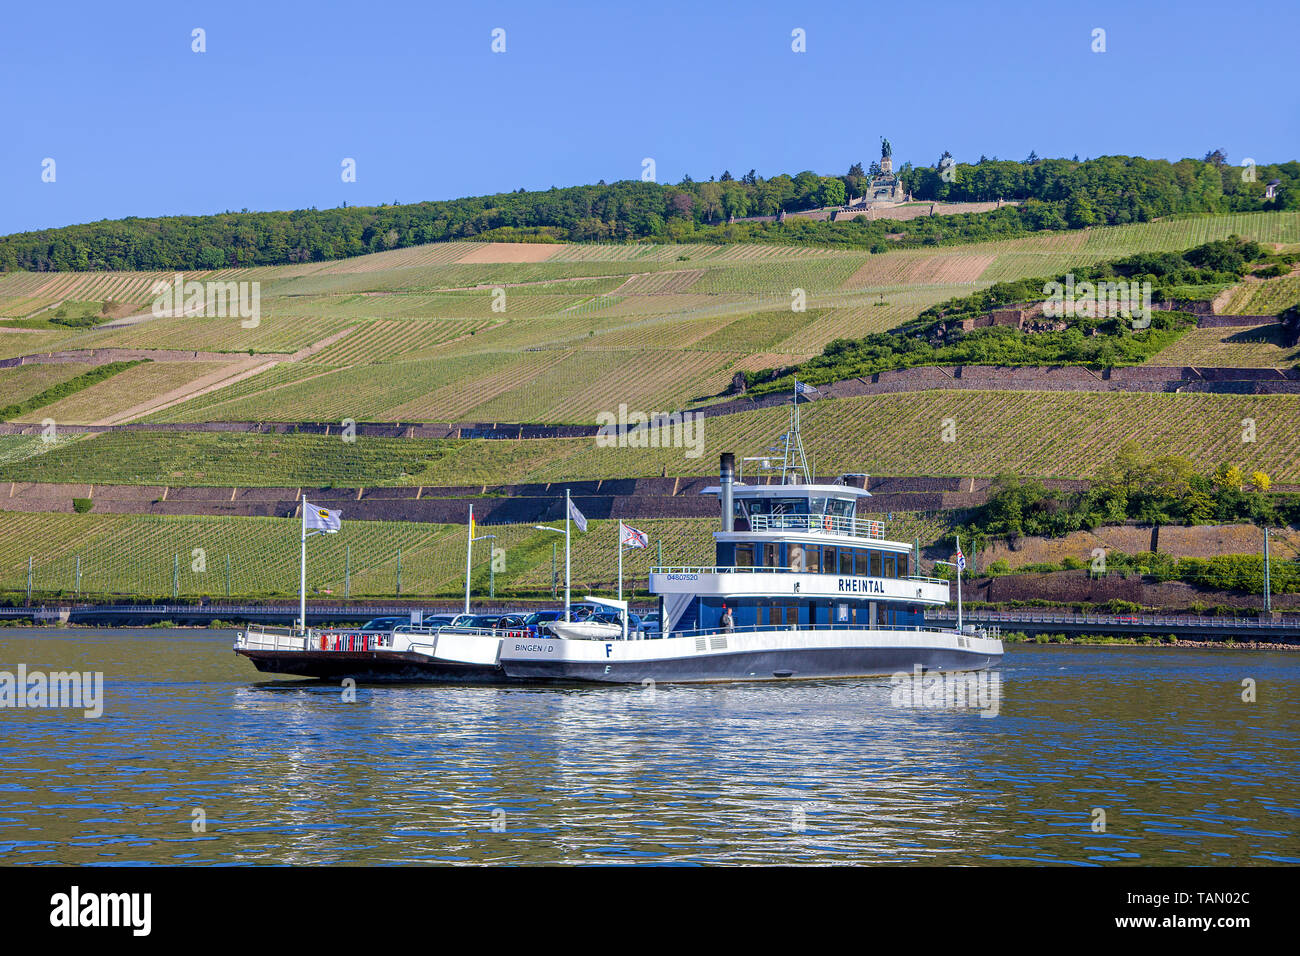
left=789, top=542, right=805, bottom=572
left=877, top=604, right=888, bottom=626
left=766, top=603, right=783, bottom=627
left=852, top=549, right=868, bottom=574
left=763, top=543, right=780, bottom=567
left=898, top=553, right=909, bottom=577
left=735, top=544, right=754, bottom=568
left=870, top=550, right=882, bottom=577
left=785, top=605, right=799, bottom=627
left=838, top=549, right=852, bottom=575
left=823, top=547, right=837, bottom=574
left=882, top=553, right=896, bottom=577
left=806, top=546, right=821, bottom=573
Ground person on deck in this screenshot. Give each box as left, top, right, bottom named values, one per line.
left=719, top=605, right=735, bottom=633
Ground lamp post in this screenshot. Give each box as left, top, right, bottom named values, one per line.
left=1263, top=526, right=1272, bottom=615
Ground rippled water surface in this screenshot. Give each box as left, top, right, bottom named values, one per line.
left=0, top=629, right=1296, bottom=865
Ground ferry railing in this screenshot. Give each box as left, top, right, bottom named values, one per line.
left=384, top=623, right=532, bottom=653
left=235, top=624, right=311, bottom=652
left=653, top=566, right=944, bottom=586
left=748, top=514, right=886, bottom=539
left=647, top=621, right=975, bottom=642
left=238, top=622, right=535, bottom=655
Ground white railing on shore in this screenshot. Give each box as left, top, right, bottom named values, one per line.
left=747, top=514, right=885, bottom=539
left=927, top=610, right=1300, bottom=630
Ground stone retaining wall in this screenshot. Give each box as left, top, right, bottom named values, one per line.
left=962, top=569, right=1300, bottom=611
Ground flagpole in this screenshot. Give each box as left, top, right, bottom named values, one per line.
left=956, top=532, right=964, bottom=633
left=464, top=503, right=473, bottom=615
left=564, top=488, right=572, bottom=622
left=299, top=496, right=307, bottom=634
left=618, top=523, right=625, bottom=640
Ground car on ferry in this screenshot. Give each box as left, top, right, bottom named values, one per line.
left=522, top=609, right=566, bottom=636
left=416, top=613, right=477, bottom=630
left=357, top=616, right=410, bottom=634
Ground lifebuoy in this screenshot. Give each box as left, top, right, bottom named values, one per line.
left=823, top=515, right=833, bottom=532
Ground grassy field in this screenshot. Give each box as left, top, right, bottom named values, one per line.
left=3, top=388, right=1297, bottom=485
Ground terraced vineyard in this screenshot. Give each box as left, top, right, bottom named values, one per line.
left=0, top=433, right=78, bottom=467
left=72, top=312, right=352, bottom=354
left=6, top=389, right=1299, bottom=486
left=12, top=360, right=239, bottom=425
left=1147, top=325, right=1300, bottom=367
left=4, top=211, right=1299, bottom=434
left=528, top=390, right=1300, bottom=484
left=1219, top=273, right=1300, bottom=315
left=0, top=431, right=474, bottom=485
left=0, top=509, right=951, bottom=599
left=1077, top=212, right=1300, bottom=254
left=0, top=362, right=97, bottom=407
left=844, top=252, right=997, bottom=287
left=302, top=318, right=497, bottom=365
left=457, top=347, right=743, bottom=423
left=0, top=329, right=76, bottom=360
left=690, top=257, right=865, bottom=293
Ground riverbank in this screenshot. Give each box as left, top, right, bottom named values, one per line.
left=1000, top=630, right=1299, bottom=650
left=3, top=622, right=1297, bottom=651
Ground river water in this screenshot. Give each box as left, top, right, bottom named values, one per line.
left=0, top=628, right=1296, bottom=865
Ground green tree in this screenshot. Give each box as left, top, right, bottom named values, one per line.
left=820, top=178, right=846, bottom=207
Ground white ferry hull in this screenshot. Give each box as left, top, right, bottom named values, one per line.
left=237, top=627, right=1000, bottom=685
left=497, top=628, right=1002, bottom=684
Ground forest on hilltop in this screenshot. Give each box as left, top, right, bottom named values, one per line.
left=1, top=154, right=1296, bottom=273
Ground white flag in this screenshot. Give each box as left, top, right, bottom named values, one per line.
left=620, top=522, right=648, bottom=549
left=955, top=548, right=966, bottom=571
left=304, top=499, right=342, bottom=532
left=567, top=497, right=588, bottom=533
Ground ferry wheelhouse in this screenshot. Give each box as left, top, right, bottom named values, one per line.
left=655, top=458, right=938, bottom=637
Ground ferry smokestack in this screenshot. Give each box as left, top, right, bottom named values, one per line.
left=720, top=453, right=735, bottom=532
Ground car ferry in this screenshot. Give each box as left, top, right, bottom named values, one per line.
left=235, top=394, right=1001, bottom=683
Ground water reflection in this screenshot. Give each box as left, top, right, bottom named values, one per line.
left=0, top=629, right=1296, bottom=864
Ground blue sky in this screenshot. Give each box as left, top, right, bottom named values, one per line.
left=1, top=0, right=1295, bottom=235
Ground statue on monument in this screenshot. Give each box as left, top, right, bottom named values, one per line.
left=881, top=137, right=892, bottom=159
